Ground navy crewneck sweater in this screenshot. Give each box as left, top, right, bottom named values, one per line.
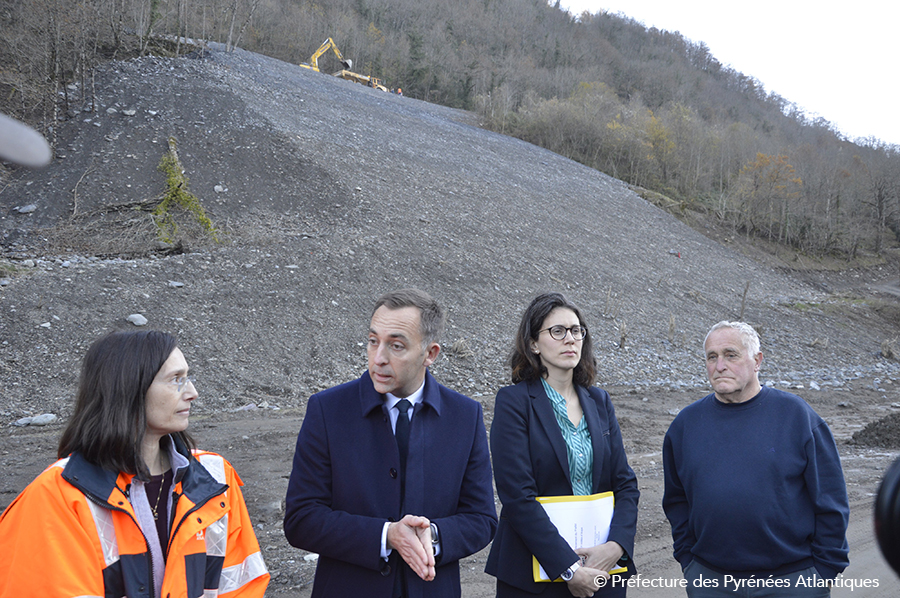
left=663, top=386, right=849, bottom=579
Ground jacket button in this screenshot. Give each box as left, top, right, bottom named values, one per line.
left=381, top=564, right=391, bottom=576
left=389, top=468, right=397, bottom=479
left=197, top=517, right=203, bottom=523
left=220, top=502, right=226, bottom=508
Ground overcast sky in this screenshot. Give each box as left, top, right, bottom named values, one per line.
left=556, top=0, right=900, bottom=146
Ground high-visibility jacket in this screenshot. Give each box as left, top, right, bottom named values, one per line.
left=0, top=439, right=269, bottom=598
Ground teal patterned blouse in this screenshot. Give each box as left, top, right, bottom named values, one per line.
left=541, top=378, right=593, bottom=496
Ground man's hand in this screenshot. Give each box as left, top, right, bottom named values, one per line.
left=577, top=541, right=624, bottom=574
left=566, top=565, right=605, bottom=597
left=414, top=522, right=435, bottom=561
left=386, top=515, right=435, bottom=581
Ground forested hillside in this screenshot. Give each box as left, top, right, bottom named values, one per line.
left=2, top=0, right=898, bottom=259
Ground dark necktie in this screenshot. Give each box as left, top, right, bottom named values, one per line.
left=396, top=399, right=411, bottom=479
left=394, top=399, right=413, bottom=598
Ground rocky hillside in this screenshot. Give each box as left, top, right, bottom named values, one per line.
left=1, top=43, right=898, bottom=425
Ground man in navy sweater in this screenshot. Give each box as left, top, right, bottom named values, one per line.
left=663, top=321, right=849, bottom=597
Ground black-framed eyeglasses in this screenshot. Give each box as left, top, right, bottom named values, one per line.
left=539, top=325, right=587, bottom=341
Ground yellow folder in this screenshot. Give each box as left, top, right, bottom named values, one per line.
left=533, top=491, right=628, bottom=582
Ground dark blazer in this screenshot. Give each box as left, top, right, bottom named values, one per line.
left=284, top=370, right=497, bottom=598
left=485, top=379, right=639, bottom=594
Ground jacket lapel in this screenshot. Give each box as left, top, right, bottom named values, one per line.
left=358, top=369, right=405, bottom=485
left=400, top=370, right=440, bottom=517
left=578, top=386, right=608, bottom=494
left=358, top=370, right=387, bottom=418
left=529, top=379, right=572, bottom=488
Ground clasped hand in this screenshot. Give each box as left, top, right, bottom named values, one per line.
left=565, top=564, right=607, bottom=597
left=386, top=514, right=435, bottom=581
left=565, top=541, right=624, bottom=597
left=576, top=540, right=624, bottom=574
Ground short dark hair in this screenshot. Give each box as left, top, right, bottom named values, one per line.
left=510, top=292, right=596, bottom=387
left=372, top=288, right=445, bottom=346
left=57, top=330, right=195, bottom=479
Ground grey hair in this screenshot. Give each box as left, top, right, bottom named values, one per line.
left=704, top=321, right=760, bottom=356
left=372, top=288, right=444, bottom=346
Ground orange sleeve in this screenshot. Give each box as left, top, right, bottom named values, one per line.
left=220, top=459, right=270, bottom=598
left=0, top=466, right=107, bottom=598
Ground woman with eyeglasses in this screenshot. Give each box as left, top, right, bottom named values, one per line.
left=0, top=330, right=269, bottom=598
left=485, top=292, right=639, bottom=598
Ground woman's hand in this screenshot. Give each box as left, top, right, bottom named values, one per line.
left=566, top=565, right=606, bottom=597
left=577, top=541, right=624, bottom=574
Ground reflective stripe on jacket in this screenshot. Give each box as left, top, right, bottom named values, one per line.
left=0, top=439, right=268, bottom=598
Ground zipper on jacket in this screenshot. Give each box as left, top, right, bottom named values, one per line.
left=79, top=488, right=158, bottom=598
left=166, top=478, right=228, bottom=557
left=167, top=491, right=182, bottom=556
left=167, top=490, right=214, bottom=554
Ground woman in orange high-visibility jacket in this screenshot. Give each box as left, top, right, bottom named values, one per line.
left=0, top=331, right=269, bottom=598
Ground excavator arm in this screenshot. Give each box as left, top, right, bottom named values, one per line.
left=299, top=36, right=389, bottom=92
left=300, top=37, right=352, bottom=72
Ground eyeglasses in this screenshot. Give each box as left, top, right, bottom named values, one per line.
left=539, top=325, right=587, bottom=341
left=166, top=376, right=196, bottom=392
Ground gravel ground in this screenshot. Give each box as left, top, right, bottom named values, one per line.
left=2, top=44, right=900, bottom=595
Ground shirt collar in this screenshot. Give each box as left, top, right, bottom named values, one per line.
left=541, top=378, right=566, bottom=407
left=162, top=434, right=191, bottom=481
left=385, top=380, right=426, bottom=411
left=541, top=378, right=586, bottom=431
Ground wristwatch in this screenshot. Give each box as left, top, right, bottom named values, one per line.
left=429, top=522, right=440, bottom=545
left=560, top=561, right=581, bottom=581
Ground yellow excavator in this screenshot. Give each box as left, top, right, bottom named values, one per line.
left=300, top=37, right=389, bottom=92
left=300, top=37, right=352, bottom=73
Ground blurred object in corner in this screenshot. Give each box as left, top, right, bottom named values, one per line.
left=0, top=113, right=52, bottom=168
left=875, top=456, right=900, bottom=575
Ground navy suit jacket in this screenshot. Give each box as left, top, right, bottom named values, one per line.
left=485, top=379, right=639, bottom=593
left=284, top=370, right=497, bottom=598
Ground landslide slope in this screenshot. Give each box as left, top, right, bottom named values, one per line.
left=0, top=43, right=895, bottom=421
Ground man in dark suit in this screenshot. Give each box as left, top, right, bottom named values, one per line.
left=284, top=289, right=497, bottom=598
